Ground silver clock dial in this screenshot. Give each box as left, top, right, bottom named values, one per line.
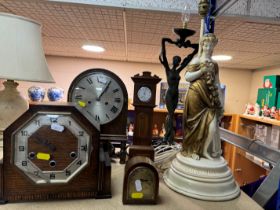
left=14, top=112, right=90, bottom=184
left=137, top=86, right=152, bottom=102
left=69, top=72, right=124, bottom=126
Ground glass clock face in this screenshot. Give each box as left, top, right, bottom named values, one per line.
left=68, top=70, right=125, bottom=126
left=127, top=166, right=156, bottom=200
left=137, top=86, right=152, bottom=102
left=14, top=112, right=90, bottom=184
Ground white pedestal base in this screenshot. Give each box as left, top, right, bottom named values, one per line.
left=163, top=152, right=240, bottom=201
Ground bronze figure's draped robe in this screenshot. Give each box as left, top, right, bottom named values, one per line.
left=182, top=62, right=223, bottom=158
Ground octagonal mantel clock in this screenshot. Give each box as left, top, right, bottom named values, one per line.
left=0, top=103, right=110, bottom=203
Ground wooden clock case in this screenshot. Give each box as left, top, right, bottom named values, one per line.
left=123, top=156, right=159, bottom=204
left=0, top=104, right=111, bottom=203
left=67, top=68, right=128, bottom=164
left=129, top=72, right=161, bottom=160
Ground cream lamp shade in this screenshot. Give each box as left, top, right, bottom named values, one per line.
left=0, top=12, right=54, bottom=82
left=0, top=12, right=54, bottom=132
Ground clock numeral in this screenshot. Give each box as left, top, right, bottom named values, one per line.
left=111, top=106, right=118, bottom=114
left=75, top=95, right=83, bottom=100
left=78, top=86, right=85, bottom=90
left=35, top=120, right=40, bottom=126
left=22, top=161, right=27, bottom=166
left=69, top=120, right=72, bottom=126
left=19, top=146, right=25, bottom=151
left=114, top=98, right=121, bottom=103
left=66, top=170, right=71, bottom=176
left=106, top=114, right=110, bottom=119
left=113, top=88, right=119, bottom=93
left=77, top=160, right=82, bottom=165
left=95, top=115, right=100, bottom=122
left=87, top=78, right=93, bottom=85
left=50, top=173, right=56, bottom=179
left=78, top=131, right=84, bottom=136
left=81, top=145, right=87, bottom=152
left=34, top=171, right=39, bottom=176
left=21, top=130, right=28, bottom=136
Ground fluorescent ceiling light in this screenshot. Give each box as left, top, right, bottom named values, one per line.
left=82, top=44, right=105, bottom=52
left=212, top=55, right=232, bottom=61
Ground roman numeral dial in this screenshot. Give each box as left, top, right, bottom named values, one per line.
left=68, top=69, right=126, bottom=125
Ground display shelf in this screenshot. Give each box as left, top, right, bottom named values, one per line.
left=239, top=114, right=280, bottom=127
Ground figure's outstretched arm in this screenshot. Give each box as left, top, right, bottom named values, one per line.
left=177, top=43, right=199, bottom=73
left=159, top=38, right=176, bottom=68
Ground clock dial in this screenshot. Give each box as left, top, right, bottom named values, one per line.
left=127, top=167, right=156, bottom=200
left=14, top=112, right=90, bottom=184
left=68, top=69, right=126, bottom=126
left=137, top=86, right=152, bottom=102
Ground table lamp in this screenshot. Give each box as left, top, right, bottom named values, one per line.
left=0, top=12, right=54, bottom=133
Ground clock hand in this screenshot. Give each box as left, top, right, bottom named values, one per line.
left=33, top=134, right=56, bottom=152
left=97, top=80, right=111, bottom=101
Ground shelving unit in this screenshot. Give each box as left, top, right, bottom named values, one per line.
left=128, top=107, right=184, bottom=141
left=221, top=114, right=280, bottom=186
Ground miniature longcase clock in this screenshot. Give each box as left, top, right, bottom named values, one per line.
left=1, top=104, right=109, bottom=203
left=129, top=71, right=161, bottom=160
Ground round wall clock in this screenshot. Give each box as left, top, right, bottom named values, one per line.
left=68, top=68, right=128, bottom=128
left=1, top=104, right=111, bottom=203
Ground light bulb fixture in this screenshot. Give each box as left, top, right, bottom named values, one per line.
left=212, top=55, right=232, bottom=61
left=181, top=2, right=191, bottom=29
left=82, top=44, right=105, bottom=53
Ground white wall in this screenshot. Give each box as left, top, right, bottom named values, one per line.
left=1, top=55, right=253, bottom=114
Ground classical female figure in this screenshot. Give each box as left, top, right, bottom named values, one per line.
left=159, top=38, right=198, bottom=144
left=182, top=33, right=223, bottom=160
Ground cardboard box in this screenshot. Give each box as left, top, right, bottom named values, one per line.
left=255, top=124, right=272, bottom=144
left=257, top=88, right=279, bottom=108
left=277, top=94, right=280, bottom=109
left=269, top=125, right=280, bottom=149
left=263, top=75, right=280, bottom=89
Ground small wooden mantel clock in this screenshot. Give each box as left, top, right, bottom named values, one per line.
left=123, top=156, right=159, bottom=204
left=129, top=71, right=161, bottom=160
left=0, top=103, right=111, bottom=203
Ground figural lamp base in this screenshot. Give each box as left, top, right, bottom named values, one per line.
left=163, top=152, right=240, bottom=201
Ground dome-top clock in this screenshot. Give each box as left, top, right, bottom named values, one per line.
left=68, top=68, right=128, bottom=164
left=68, top=68, right=128, bottom=128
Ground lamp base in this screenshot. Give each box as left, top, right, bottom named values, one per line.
left=0, top=80, right=29, bottom=131
left=163, top=152, right=240, bottom=201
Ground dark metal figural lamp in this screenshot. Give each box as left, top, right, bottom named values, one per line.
left=0, top=13, right=54, bottom=133
left=160, top=2, right=199, bottom=144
